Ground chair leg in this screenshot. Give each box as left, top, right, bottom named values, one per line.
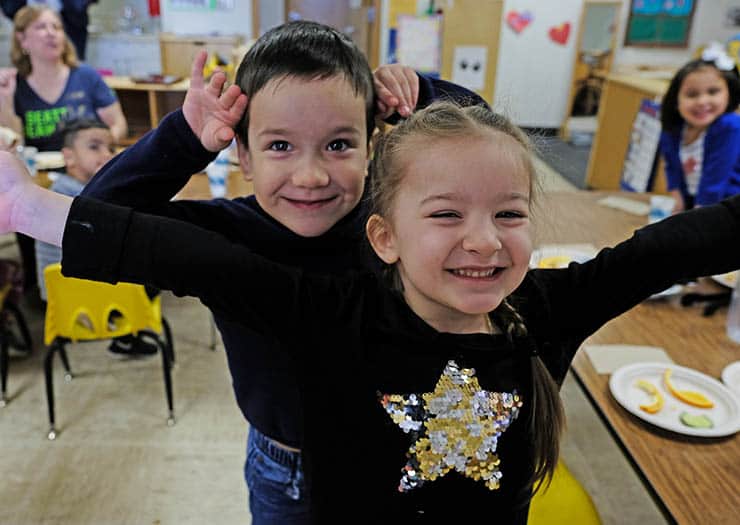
left=0, top=333, right=8, bottom=407
left=158, top=336, right=175, bottom=427
left=162, top=318, right=175, bottom=364
left=5, top=301, right=32, bottom=352
left=57, top=345, right=73, bottom=382
left=44, top=341, right=60, bottom=440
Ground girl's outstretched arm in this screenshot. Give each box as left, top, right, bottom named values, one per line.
left=0, top=152, right=72, bottom=246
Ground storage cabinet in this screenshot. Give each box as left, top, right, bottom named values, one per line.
left=159, top=33, right=243, bottom=78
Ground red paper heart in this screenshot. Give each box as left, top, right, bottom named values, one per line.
left=549, top=22, right=571, bottom=45
left=506, top=11, right=532, bottom=34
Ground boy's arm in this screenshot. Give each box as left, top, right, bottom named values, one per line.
left=374, top=64, right=489, bottom=122
left=83, top=51, right=247, bottom=211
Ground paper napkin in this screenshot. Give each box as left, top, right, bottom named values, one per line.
left=597, top=196, right=650, bottom=216
left=583, top=344, right=674, bottom=374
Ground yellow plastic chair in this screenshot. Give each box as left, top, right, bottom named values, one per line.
left=529, top=460, right=601, bottom=525
left=43, top=263, right=175, bottom=440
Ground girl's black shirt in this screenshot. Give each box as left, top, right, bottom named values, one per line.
left=61, top=195, right=740, bottom=523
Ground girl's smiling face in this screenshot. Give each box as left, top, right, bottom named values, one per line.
left=678, top=66, right=730, bottom=130
left=369, top=133, right=533, bottom=334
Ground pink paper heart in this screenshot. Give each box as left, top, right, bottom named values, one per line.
left=506, top=11, right=533, bottom=34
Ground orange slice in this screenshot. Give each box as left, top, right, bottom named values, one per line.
left=663, top=369, right=714, bottom=408
left=635, top=379, right=664, bottom=414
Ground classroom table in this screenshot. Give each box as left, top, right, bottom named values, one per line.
left=174, top=168, right=252, bottom=200
left=539, top=191, right=740, bottom=525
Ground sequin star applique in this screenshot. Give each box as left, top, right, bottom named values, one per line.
left=379, top=360, right=522, bottom=492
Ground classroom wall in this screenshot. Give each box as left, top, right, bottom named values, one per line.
left=614, top=0, right=739, bottom=66
left=160, top=0, right=252, bottom=39
left=493, top=0, right=582, bottom=128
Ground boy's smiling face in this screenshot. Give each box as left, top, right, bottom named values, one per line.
left=239, top=74, right=369, bottom=237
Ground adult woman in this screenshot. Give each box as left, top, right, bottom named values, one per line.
left=0, top=5, right=126, bottom=291
left=0, top=5, right=127, bottom=152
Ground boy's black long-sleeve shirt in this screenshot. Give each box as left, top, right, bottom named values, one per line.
left=80, top=74, right=488, bottom=448
left=61, top=195, right=740, bottom=522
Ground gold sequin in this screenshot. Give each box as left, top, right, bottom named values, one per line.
left=379, top=361, right=522, bottom=492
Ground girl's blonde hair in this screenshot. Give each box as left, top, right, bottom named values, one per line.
left=11, top=6, right=78, bottom=77
left=368, top=101, right=564, bottom=496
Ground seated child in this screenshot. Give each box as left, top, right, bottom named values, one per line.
left=659, top=45, right=740, bottom=212
left=34, top=118, right=156, bottom=357
left=2, top=101, right=738, bottom=522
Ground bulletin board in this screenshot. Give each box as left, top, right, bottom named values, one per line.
left=624, top=0, right=695, bottom=47
left=620, top=99, right=661, bottom=192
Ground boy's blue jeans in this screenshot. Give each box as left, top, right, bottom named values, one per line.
left=245, top=427, right=310, bottom=525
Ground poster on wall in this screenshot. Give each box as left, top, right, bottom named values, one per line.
left=168, top=0, right=234, bottom=10
left=625, top=0, right=695, bottom=47
left=621, top=99, right=661, bottom=192
left=396, top=15, right=442, bottom=75
left=452, top=46, right=487, bottom=91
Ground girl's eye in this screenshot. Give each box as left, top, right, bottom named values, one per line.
left=430, top=211, right=461, bottom=219
left=268, top=141, right=291, bottom=152
left=327, top=139, right=351, bottom=152
left=496, top=210, right=526, bottom=220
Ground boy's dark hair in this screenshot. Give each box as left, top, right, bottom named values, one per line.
left=234, top=21, right=376, bottom=144
left=660, top=58, right=740, bottom=133
left=56, top=118, right=110, bottom=148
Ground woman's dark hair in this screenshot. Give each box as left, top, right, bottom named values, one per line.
left=660, top=59, right=740, bottom=133
left=56, top=117, right=109, bottom=148
left=234, top=21, right=376, bottom=144
left=368, top=101, right=564, bottom=496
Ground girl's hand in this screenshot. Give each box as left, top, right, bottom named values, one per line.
left=0, top=151, right=34, bottom=233
left=182, top=50, right=249, bottom=152
left=0, top=68, right=17, bottom=103
left=373, top=64, right=419, bottom=120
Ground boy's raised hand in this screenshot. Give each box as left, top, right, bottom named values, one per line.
left=183, top=50, right=249, bottom=152
left=373, top=64, right=419, bottom=120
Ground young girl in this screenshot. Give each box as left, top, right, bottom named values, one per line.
left=659, top=45, right=740, bottom=212
left=2, top=102, right=739, bottom=522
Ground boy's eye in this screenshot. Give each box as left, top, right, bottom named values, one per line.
left=268, top=141, right=291, bottom=152
left=327, top=139, right=351, bottom=152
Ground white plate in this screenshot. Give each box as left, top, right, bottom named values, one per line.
left=711, top=270, right=738, bottom=289
left=722, top=361, right=740, bottom=397
left=34, top=151, right=65, bottom=170
left=609, top=362, right=740, bottom=437
left=530, top=246, right=594, bottom=269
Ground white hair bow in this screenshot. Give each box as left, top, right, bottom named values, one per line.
left=701, top=42, right=735, bottom=71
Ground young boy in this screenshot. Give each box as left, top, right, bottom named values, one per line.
left=80, top=21, right=486, bottom=523
left=34, top=118, right=157, bottom=357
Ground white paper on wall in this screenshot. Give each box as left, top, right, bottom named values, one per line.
left=396, top=15, right=442, bottom=73
left=451, top=46, right=487, bottom=90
